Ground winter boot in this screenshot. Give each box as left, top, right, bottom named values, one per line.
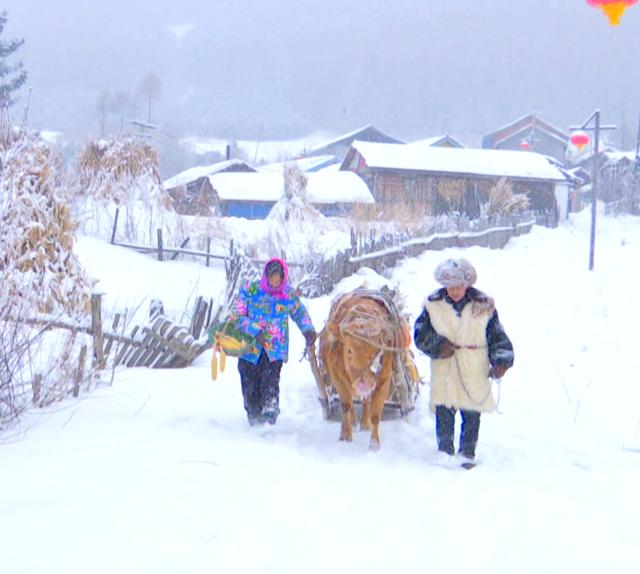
left=459, top=409, right=481, bottom=460
left=260, top=397, right=280, bottom=425
left=435, top=405, right=455, bottom=455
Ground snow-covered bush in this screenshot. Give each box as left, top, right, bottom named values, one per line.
left=0, top=132, right=97, bottom=428
left=75, top=137, right=183, bottom=244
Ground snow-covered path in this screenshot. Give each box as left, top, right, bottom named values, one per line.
left=2, top=210, right=640, bottom=574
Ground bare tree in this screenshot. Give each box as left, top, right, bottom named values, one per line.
left=112, top=89, right=136, bottom=132
left=95, top=89, right=113, bottom=137
left=137, top=73, right=162, bottom=123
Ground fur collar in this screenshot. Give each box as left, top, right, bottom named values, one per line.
left=425, top=287, right=495, bottom=317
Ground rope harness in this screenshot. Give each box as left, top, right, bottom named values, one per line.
left=334, top=288, right=407, bottom=353
left=451, top=343, right=494, bottom=407
left=323, top=288, right=418, bottom=410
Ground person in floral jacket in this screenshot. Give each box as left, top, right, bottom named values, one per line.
left=232, top=257, right=316, bottom=425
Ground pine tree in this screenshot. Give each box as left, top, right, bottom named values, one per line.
left=0, top=11, right=27, bottom=106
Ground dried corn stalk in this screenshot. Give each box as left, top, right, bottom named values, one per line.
left=0, top=132, right=92, bottom=318
left=75, top=137, right=177, bottom=243
left=268, top=162, right=323, bottom=224
left=0, top=131, right=97, bottom=423
left=437, top=179, right=466, bottom=212
left=488, top=178, right=530, bottom=216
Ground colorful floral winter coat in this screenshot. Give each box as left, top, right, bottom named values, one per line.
left=231, top=258, right=314, bottom=364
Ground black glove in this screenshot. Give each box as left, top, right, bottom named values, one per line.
left=304, top=329, right=317, bottom=347
left=488, top=363, right=507, bottom=379
left=437, top=338, right=457, bottom=359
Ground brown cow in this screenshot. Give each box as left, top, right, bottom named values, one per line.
left=318, top=289, right=405, bottom=450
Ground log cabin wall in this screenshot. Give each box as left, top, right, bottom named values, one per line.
left=362, top=168, right=557, bottom=219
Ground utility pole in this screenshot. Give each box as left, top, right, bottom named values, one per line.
left=570, top=110, right=616, bottom=271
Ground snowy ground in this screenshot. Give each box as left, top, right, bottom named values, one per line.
left=2, top=208, right=640, bottom=574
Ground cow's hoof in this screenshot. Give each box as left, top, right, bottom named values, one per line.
left=369, top=440, right=381, bottom=451
left=339, top=434, right=353, bottom=442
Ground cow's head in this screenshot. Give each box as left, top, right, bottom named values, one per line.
left=342, top=335, right=383, bottom=400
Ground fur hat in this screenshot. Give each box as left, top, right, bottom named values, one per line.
left=434, top=258, right=477, bottom=287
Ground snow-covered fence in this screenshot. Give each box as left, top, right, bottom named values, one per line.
left=11, top=293, right=210, bottom=371
left=16, top=293, right=107, bottom=368
left=296, top=216, right=537, bottom=298
left=110, top=217, right=300, bottom=270
left=108, top=315, right=208, bottom=368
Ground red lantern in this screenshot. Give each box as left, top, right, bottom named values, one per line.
left=570, top=130, right=590, bottom=151
left=519, top=140, right=530, bottom=151
left=586, top=0, right=639, bottom=26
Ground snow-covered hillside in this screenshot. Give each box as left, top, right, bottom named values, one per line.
left=2, top=208, right=639, bottom=574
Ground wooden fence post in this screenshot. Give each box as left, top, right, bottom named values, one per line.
left=110, top=208, right=120, bottom=244
left=157, top=228, right=164, bottom=261
left=32, top=374, right=42, bottom=405
left=170, top=237, right=191, bottom=261
left=73, top=345, right=87, bottom=398
left=91, top=293, right=105, bottom=368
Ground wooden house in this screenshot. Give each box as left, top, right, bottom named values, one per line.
left=208, top=171, right=375, bottom=219
left=258, top=155, right=341, bottom=173
left=341, top=140, right=570, bottom=224
left=482, top=113, right=569, bottom=164
left=304, top=124, right=403, bottom=161
left=164, top=159, right=256, bottom=215
left=409, top=134, right=465, bottom=148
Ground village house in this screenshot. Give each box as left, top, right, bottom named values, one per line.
left=258, top=155, right=340, bottom=173
left=303, top=124, right=404, bottom=161
left=341, top=140, right=570, bottom=225
left=207, top=170, right=375, bottom=219
left=409, top=134, right=465, bottom=148
left=164, top=159, right=256, bottom=215
left=482, top=113, right=569, bottom=164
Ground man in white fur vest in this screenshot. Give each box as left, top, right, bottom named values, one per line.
left=414, top=258, right=514, bottom=464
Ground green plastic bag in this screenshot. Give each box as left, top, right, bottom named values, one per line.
left=207, top=320, right=255, bottom=357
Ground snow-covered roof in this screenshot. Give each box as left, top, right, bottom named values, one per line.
left=483, top=112, right=569, bottom=147
left=408, top=134, right=464, bottom=148
left=308, top=124, right=404, bottom=155
left=164, top=159, right=254, bottom=189
left=350, top=140, right=567, bottom=182
left=209, top=171, right=374, bottom=204
left=181, top=135, right=326, bottom=163
left=603, top=151, right=637, bottom=162
left=258, top=155, right=340, bottom=173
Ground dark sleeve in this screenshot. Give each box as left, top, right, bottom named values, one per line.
left=414, top=307, right=450, bottom=359
left=486, top=310, right=514, bottom=368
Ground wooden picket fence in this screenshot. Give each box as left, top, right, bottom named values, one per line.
left=102, top=247, right=257, bottom=369
left=107, top=311, right=210, bottom=368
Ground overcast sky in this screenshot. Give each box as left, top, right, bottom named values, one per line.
left=3, top=0, right=640, bottom=146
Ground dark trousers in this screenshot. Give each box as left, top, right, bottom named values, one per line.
left=435, top=405, right=481, bottom=459
left=238, top=350, right=283, bottom=424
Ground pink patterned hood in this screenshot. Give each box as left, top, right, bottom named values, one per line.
left=260, top=257, right=290, bottom=297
